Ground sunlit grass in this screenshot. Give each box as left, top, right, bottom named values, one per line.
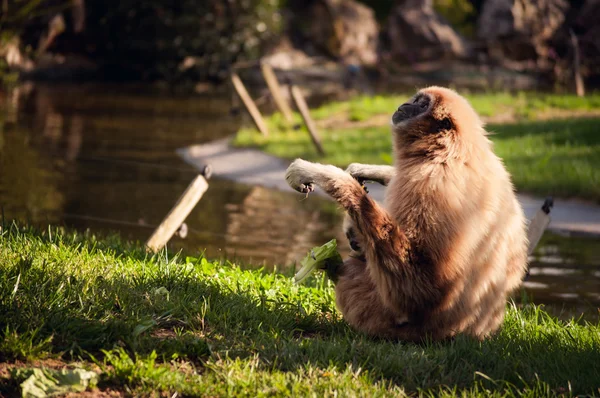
left=234, top=92, right=600, bottom=202
left=307, top=91, right=600, bottom=121
left=1, top=224, right=599, bottom=396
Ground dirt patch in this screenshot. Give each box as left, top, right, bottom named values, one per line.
left=534, top=108, right=600, bottom=121
left=63, top=388, right=125, bottom=397
left=151, top=328, right=179, bottom=340
left=0, top=358, right=75, bottom=376
left=150, top=327, right=209, bottom=341
left=483, top=112, right=517, bottom=124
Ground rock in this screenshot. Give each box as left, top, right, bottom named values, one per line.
left=289, top=0, right=379, bottom=66
left=568, top=0, right=600, bottom=60
left=576, top=0, right=600, bottom=26
left=3, top=38, right=35, bottom=71
left=261, top=37, right=319, bottom=70
left=476, top=0, right=600, bottom=85
left=477, top=0, right=570, bottom=61
left=384, top=0, right=470, bottom=63
left=548, top=0, right=600, bottom=86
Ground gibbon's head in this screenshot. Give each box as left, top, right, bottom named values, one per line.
left=391, top=86, right=485, bottom=157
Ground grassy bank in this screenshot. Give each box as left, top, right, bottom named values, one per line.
left=1, top=224, right=600, bottom=396
left=234, top=92, right=600, bottom=202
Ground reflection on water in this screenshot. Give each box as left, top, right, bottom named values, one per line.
left=0, top=83, right=350, bottom=267
left=525, top=232, right=600, bottom=320
left=218, top=186, right=349, bottom=266
left=0, top=83, right=599, bottom=321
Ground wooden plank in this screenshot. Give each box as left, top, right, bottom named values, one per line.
left=230, top=72, right=269, bottom=136
left=570, top=30, right=585, bottom=97
left=146, top=174, right=209, bottom=252
left=527, top=210, right=551, bottom=255
left=527, top=197, right=553, bottom=255
left=260, top=62, right=294, bottom=122
left=290, top=85, right=325, bottom=156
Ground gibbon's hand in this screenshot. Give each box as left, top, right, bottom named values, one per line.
left=345, top=163, right=367, bottom=184
left=285, top=159, right=315, bottom=194
left=344, top=163, right=369, bottom=192
left=344, top=163, right=396, bottom=187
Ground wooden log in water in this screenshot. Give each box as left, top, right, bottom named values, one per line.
left=527, top=197, right=553, bottom=255
left=290, top=85, right=325, bottom=156
left=146, top=174, right=209, bottom=252
left=231, top=72, right=269, bottom=136
left=260, top=62, right=294, bottom=122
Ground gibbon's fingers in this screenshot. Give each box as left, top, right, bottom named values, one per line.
left=345, top=164, right=397, bottom=186
left=285, top=159, right=363, bottom=206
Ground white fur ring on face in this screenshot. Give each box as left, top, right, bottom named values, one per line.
left=285, top=159, right=315, bottom=193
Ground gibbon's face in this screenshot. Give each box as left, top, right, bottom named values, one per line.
left=391, top=92, right=433, bottom=126
left=391, top=86, right=481, bottom=142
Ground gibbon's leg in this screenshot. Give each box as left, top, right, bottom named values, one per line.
left=286, top=159, right=439, bottom=315
left=333, top=257, right=422, bottom=341
left=345, top=163, right=396, bottom=186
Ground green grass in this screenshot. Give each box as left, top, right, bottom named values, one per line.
left=1, top=224, right=600, bottom=396
left=234, top=92, right=600, bottom=202
left=307, top=92, right=600, bottom=122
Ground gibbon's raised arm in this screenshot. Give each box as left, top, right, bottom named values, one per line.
left=345, top=163, right=396, bottom=186
left=285, top=159, right=441, bottom=315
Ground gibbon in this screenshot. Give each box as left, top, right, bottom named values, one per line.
left=285, top=86, right=528, bottom=342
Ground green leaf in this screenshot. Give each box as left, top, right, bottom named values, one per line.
left=294, top=239, right=342, bottom=284
left=19, top=367, right=98, bottom=397
left=132, top=319, right=157, bottom=337
left=153, top=286, right=170, bottom=301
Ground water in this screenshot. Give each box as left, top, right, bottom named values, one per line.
left=525, top=232, right=600, bottom=320
left=1, top=82, right=599, bottom=320
left=0, top=82, right=348, bottom=266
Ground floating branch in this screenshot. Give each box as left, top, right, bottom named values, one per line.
left=146, top=165, right=212, bottom=252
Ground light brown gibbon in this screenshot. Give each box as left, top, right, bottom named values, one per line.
left=285, top=86, right=528, bottom=342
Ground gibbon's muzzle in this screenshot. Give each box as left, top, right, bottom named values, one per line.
left=392, top=103, right=424, bottom=124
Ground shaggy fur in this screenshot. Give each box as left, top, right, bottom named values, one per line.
left=285, top=86, right=528, bottom=342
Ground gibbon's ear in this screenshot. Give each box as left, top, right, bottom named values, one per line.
left=420, top=85, right=486, bottom=139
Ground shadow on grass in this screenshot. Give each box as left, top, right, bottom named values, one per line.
left=488, top=117, right=600, bottom=145
left=1, top=225, right=600, bottom=395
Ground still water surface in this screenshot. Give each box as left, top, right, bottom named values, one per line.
left=1, top=83, right=598, bottom=320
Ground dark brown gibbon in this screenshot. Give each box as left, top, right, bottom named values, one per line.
left=285, top=86, right=528, bottom=342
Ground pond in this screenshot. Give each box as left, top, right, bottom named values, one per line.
left=1, top=83, right=598, bottom=321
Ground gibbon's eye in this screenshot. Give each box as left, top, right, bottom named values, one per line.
left=413, top=95, right=429, bottom=109
left=439, top=117, right=453, bottom=131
